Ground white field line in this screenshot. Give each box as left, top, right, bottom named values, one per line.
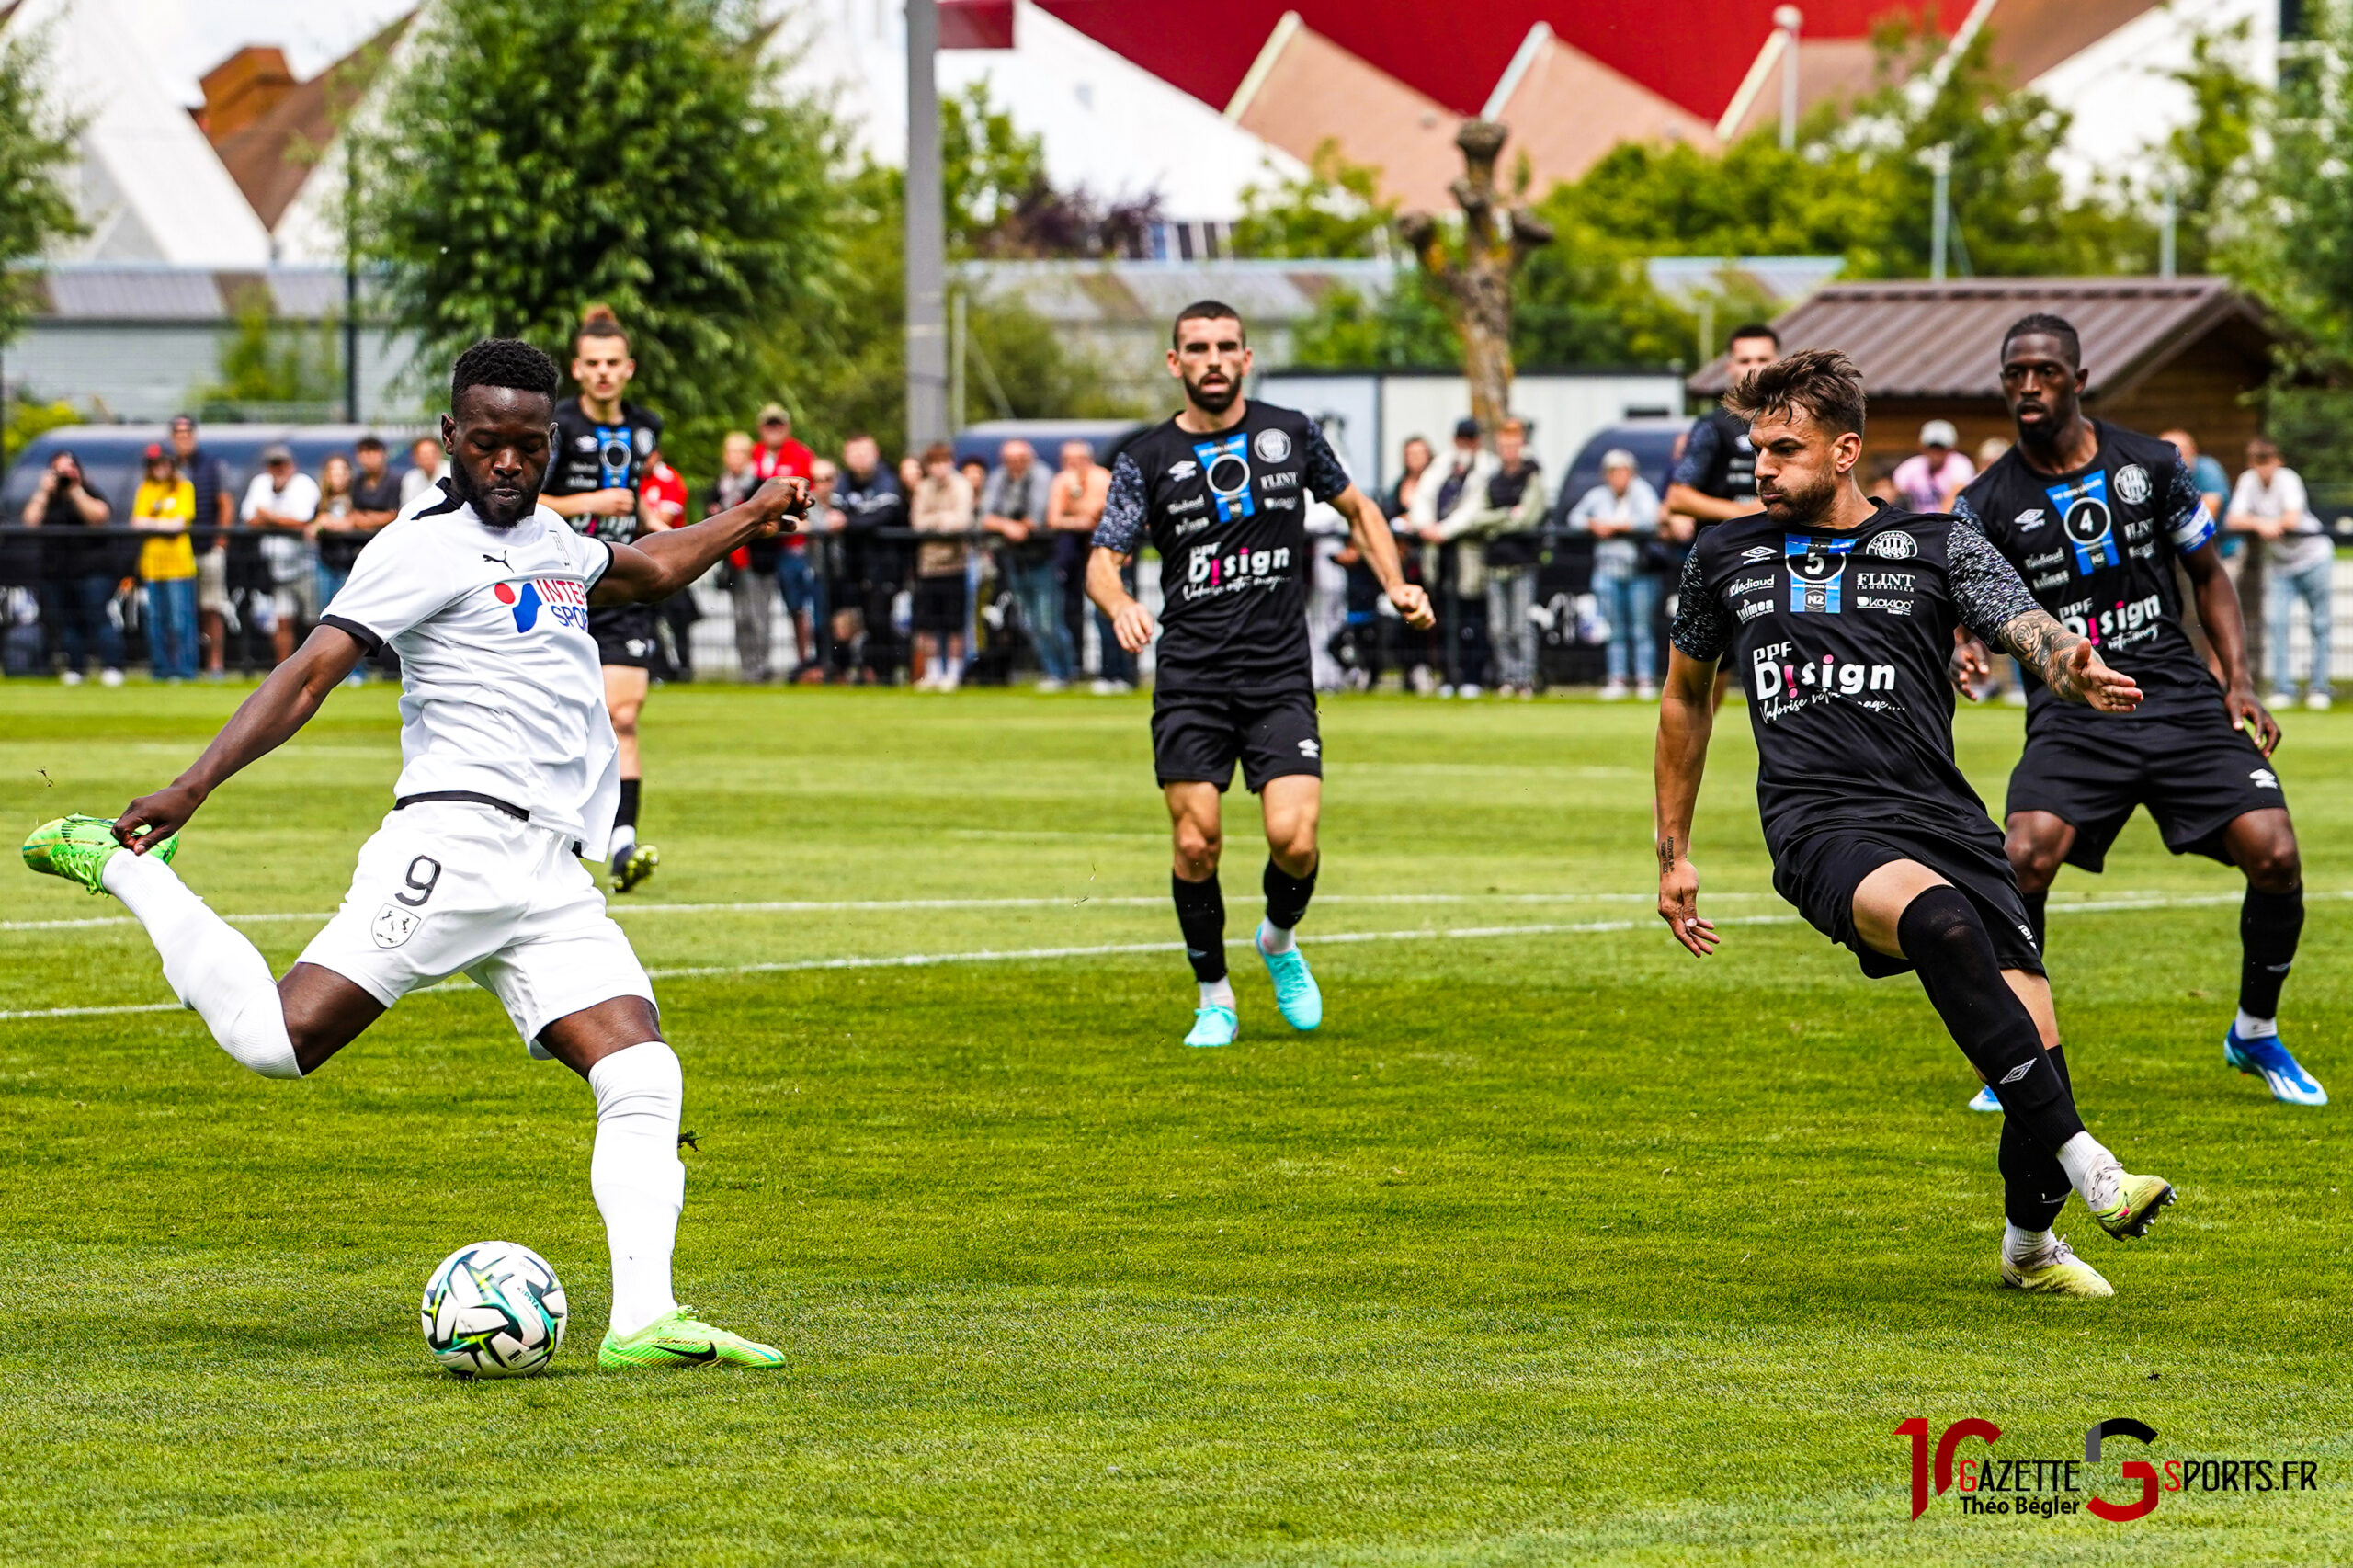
left=0, top=890, right=2308, bottom=1024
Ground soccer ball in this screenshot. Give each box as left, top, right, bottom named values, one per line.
left=418, top=1241, right=568, bottom=1378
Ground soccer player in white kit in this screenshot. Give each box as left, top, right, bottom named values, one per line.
left=22, top=339, right=807, bottom=1369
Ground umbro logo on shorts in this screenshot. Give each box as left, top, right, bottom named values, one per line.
left=1298, top=738, right=1320, bottom=757
left=2252, top=769, right=2280, bottom=790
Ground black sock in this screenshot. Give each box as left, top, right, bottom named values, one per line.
left=2239, top=884, right=2304, bottom=1021
left=1899, top=886, right=2086, bottom=1154
left=1999, top=1042, right=2073, bottom=1232
left=2023, top=891, right=2047, bottom=952
left=1174, top=872, right=1227, bottom=983
left=615, top=777, right=642, bottom=834
left=1262, top=857, right=1318, bottom=933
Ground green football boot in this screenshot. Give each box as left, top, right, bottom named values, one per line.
left=610, top=842, right=660, bottom=894
left=2089, top=1171, right=2176, bottom=1240
left=1999, top=1234, right=2114, bottom=1297
left=597, top=1306, right=785, bottom=1369
left=22, top=813, right=176, bottom=895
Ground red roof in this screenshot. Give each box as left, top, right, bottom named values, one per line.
left=1035, top=0, right=1942, bottom=126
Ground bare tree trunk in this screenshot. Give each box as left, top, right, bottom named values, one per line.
left=1398, top=119, right=1553, bottom=443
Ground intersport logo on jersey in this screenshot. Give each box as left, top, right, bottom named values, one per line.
left=1894, top=1416, right=2320, bottom=1524
left=494, top=577, right=590, bottom=633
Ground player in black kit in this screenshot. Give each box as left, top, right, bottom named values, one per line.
left=540, top=306, right=667, bottom=893
left=1087, top=301, right=1435, bottom=1050
left=1951, top=314, right=2324, bottom=1108
left=1656, top=350, right=2174, bottom=1296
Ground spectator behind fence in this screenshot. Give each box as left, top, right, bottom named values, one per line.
left=1565, top=448, right=1663, bottom=700
left=1440, top=418, right=1547, bottom=697
left=828, top=433, right=908, bottom=686
left=981, top=439, right=1067, bottom=688
left=2229, top=437, right=2334, bottom=710
left=241, top=444, right=320, bottom=666
left=708, top=431, right=775, bottom=682
left=912, top=442, right=975, bottom=691
left=131, top=444, right=199, bottom=683
left=1382, top=435, right=1438, bottom=693
left=1048, top=439, right=1124, bottom=692
left=1413, top=419, right=1498, bottom=692
left=25, top=449, right=121, bottom=685
left=1893, top=419, right=1974, bottom=514
left=2163, top=427, right=2236, bottom=571
left=399, top=434, right=447, bottom=506
left=169, top=415, right=233, bottom=680
left=639, top=443, right=698, bottom=682
left=754, top=404, right=818, bottom=675
left=313, top=454, right=361, bottom=604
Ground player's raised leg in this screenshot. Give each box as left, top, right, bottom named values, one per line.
left=1852, top=860, right=2174, bottom=1250
left=1256, top=773, right=1323, bottom=1030
left=2221, top=808, right=2325, bottom=1104
left=533, top=998, right=782, bottom=1369
left=1166, top=781, right=1238, bottom=1048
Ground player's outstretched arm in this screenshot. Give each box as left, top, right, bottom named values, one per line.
left=592, top=476, right=805, bottom=606
left=115, top=625, right=367, bottom=849
left=1654, top=647, right=1721, bottom=958
left=1085, top=546, right=1154, bottom=653
left=1995, top=611, right=2142, bottom=712
left=1335, top=485, right=1436, bottom=629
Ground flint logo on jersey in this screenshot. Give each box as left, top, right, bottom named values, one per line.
left=2045, top=471, right=2120, bottom=574
left=1191, top=433, right=1254, bottom=523
left=1785, top=534, right=1857, bottom=613
left=494, top=576, right=590, bottom=632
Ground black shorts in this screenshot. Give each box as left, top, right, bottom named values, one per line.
left=1772, top=822, right=2044, bottom=980
left=590, top=604, right=658, bottom=669
left=1152, top=689, right=1322, bottom=794
left=912, top=575, right=964, bottom=635
left=2006, top=704, right=2285, bottom=873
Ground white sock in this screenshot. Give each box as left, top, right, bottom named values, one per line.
left=609, top=823, right=637, bottom=862
left=2234, top=1007, right=2279, bottom=1040
left=2055, top=1131, right=2122, bottom=1210
left=1256, top=918, right=1295, bottom=955
left=1199, top=978, right=1235, bottom=1010
left=589, top=1041, right=685, bottom=1338
left=2002, top=1222, right=2054, bottom=1262
left=101, top=850, right=300, bottom=1079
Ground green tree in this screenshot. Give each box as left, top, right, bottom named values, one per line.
left=2152, top=23, right=2265, bottom=275
left=0, top=21, right=85, bottom=347
left=196, top=290, right=343, bottom=417
left=1231, top=140, right=1396, bottom=260
left=355, top=0, right=840, bottom=471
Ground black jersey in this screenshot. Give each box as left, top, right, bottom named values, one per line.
left=1670, top=408, right=1759, bottom=504
left=1953, top=421, right=2218, bottom=722
left=1093, top=399, right=1352, bottom=696
left=544, top=396, right=665, bottom=545
left=1671, top=504, right=2040, bottom=856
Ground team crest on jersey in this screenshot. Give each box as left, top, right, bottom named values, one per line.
left=2114, top=463, right=2152, bottom=505
left=371, top=904, right=420, bottom=949
left=1192, top=432, right=1255, bottom=523
left=1785, top=534, right=1856, bottom=613
left=1864, top=530, right=1918, bottom=559
left=2045, top=472, right=2119, bottom=574
left=1253, top=427, right=1292, bottom=463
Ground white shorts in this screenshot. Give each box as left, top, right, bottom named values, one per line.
left=299, top=801, right=654, bottom=1056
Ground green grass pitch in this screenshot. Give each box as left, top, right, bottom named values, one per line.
left=2, top=680, right=2348, bottom=1564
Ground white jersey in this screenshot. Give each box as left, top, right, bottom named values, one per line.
left=321, top=481, right=622, bottom=858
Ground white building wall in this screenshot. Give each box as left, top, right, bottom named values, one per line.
left=2032, top=0, right=2276, bottom=192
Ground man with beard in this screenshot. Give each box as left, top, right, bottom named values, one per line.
left=1086, top=301, right=1436, bottom=1049
left=23, top=338, right=810, bottom=1367
left=1656, top=348, right=2176, bottom=1296
left=1949, top=314, right=2321, bottom=1107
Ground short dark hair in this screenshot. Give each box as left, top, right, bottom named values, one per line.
left=1722, top=347, right=1868, bottom=439
left=450, top=338, right=562, bottom=408
left=1173, top=300, right=1245, bottom=347
left=2002, top=312, right=2081, bottom=368
left=355, top=433, right=385, bottom=452
left=1728, top=322, right=1780, bottom=350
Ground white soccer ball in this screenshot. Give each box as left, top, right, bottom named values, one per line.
left=418, top=1240, right=568, bottom=1378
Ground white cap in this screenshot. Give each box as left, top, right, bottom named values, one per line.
left=1601, top=448, right=1637, bottom=471
left=1920, top=420, right=1959, bottom=449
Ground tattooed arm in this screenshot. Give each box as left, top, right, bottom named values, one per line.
left=1655, top=551, right=1733, bottom=958
left=1948, top=519, right=2142, bottom=713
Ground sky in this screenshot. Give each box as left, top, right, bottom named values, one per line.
left=118, top=0, right=412, bottom=104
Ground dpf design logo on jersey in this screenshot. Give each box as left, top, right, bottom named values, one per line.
left=1785, top=534, right=1856, bottom=613
left=1191, top=433, right=1255, bottom=523
left=2045, top=471, right=2119, bottom=574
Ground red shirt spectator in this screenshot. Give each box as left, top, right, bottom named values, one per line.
left=640, top=455, right=689, bottom=532
left=754, top=403, right=814, bottom=558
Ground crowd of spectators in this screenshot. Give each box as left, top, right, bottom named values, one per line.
left=2, top=397, right=2339, bottom=700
